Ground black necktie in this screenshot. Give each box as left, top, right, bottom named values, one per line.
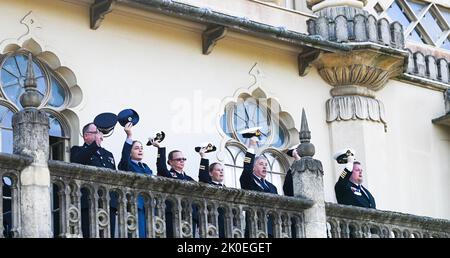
left=138, top=162, right=144, bottom=169
left=259, top=178, right=270, bottom=192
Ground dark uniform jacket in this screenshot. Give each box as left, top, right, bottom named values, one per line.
left=240, top=152, right=277, bottom=194
left=70, top=142, right=116, bottom=170
left=198, top=158, right=225, bottom=186
left=334, top=168, right=376, bottom=209
left=283, top=169, right=294, bottom=196
left=118, top=140, right=153, bottom=175
left=156, top=147, right=194, bottom=181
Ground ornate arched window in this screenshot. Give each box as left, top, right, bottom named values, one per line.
left=0, top=51, right=71, bottom=160
left=219, top=88, right=297, bottom=192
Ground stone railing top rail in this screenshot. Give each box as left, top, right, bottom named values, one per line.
left=0, top=153, right=33, bottom=171
left=325, top=202, right=450, bottom=233
left=48, top=160, right=314, bottom=211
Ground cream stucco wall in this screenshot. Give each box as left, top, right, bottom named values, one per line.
left=0, top=0, right=448, bottom=219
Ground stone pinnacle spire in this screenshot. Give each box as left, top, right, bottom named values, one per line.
left=297, top=108, right=315, bottom=157
left=20, top=53, right=41, bottom=108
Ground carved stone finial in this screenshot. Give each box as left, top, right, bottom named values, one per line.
left=297, top=108, right=315, bottom=157
left=19, top=53, right=41, bottom=108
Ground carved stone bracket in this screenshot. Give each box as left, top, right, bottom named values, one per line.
left=313, top=48, right=407, bottom=91
left=202, top=25, right=227, bottom=55
left=90, top=0, right=115, bottom=30
left=298, top=47, right=322, bottom=77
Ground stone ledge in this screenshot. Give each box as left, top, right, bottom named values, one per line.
left=432, top=113, right=450, bottom=127
left=405, top=49, right=450, bottom=86
left=0, top=153, right=33, bottom=171
left=325, top=202, right=450, bottom=233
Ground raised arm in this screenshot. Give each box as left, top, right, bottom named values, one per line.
left=334, top=156, right=354, bottom=203
left=198, top=147, right=211, bottom=183
left=118, top=122, right=134, bottom=171
left=239, top=137, right=257, bottom=190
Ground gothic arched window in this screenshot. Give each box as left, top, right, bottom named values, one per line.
left=220, top=90, right=295, bottom=192
left=0, top=51, right=71, bottom=160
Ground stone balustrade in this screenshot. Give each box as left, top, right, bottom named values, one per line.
left=0, top=153, right=33, bottom=238
left=47, top=160, right=313, bottom=238
left=307, top=7, right=404, bottom=49
left=325, top=202, right=450, bottom=238
left=2, top=153, right=450, bottom=238
left=405, top=49, right=450, bottom=85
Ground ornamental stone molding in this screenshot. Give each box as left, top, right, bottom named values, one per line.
left=326, top=95, right=386, bottom=125
left=304, top=0, right=409, bottom=129
left=313, top=50, right=406, bottom=91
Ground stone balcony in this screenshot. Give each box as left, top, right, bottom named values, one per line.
left=1, top=153, right=449, bottom=238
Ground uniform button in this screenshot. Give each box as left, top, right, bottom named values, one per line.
left=103, top=163, right=106, bottom=166
left=100, top=156, right=103, bottom=160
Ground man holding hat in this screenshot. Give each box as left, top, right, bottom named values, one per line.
left=70, top=122, right=117, bottom=238
left=240, top=136, right=278, bottom=194
left=334, top=149, right=376, bottom=209
left=70, top=122, right=116, bottom=169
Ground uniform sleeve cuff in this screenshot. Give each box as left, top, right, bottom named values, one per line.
left=125, top=138, right=133, bottom=145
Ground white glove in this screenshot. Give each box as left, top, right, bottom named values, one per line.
left=344, top=155, right=355, bottom=172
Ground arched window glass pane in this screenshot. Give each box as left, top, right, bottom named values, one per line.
left=233, top=101, right=270, bottom=146
left=0, top=105, right=14, bottom=153
left=220, top=113, right=233, bottom=138
left=223, top=145, right=245, bottom=188
left=47, top=113, right=64, bottom=137
left=1, top=55, right=47, bottom=109
left=271, top=125, right=285, bottom=148
left=47, top=77, right=66, bottom=108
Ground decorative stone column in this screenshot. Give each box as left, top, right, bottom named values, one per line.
left=12, top=53, right=52, bottom=237
left=290, top=109, right=325, bottom=238
left=306, top=0, right=408, bottom=189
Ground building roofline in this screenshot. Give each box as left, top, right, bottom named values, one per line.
left=115, top=0, right=351, bottom=53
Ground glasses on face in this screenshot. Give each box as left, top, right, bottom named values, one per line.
left=172, top=158, right=187, bottom=162
left=85, top=130, right=99, bottom=134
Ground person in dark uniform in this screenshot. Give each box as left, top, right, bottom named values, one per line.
left=150, top=140, right=196, bottom=237
left=70, top=122, right=116, bottom=169
left=240, top=137, right=277, bottom=238
left=334, top=151, right=376, bottom=209
left=240, top=137, right=277, bottom=194
left=118, top=122, right=153, bottom=238
left=70, top=122, right=116, bottom=238
left=283, top=148, right=301, bottom=197
left=197, top=147, right=226, bottom=238
left=197, top=145, right=224, bottom=186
